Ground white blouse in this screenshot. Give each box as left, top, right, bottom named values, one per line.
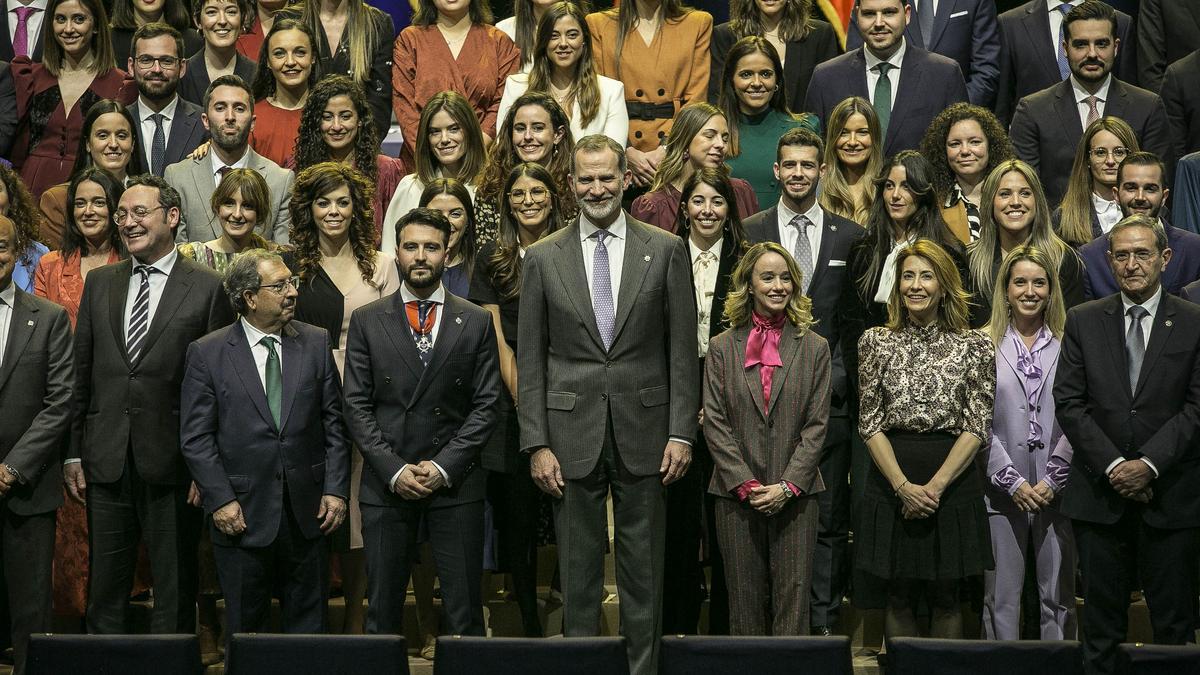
left=497, top=72, right=629, bottom=147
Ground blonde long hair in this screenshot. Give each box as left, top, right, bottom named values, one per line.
left=884, top=240, right=972, bottom=333
left=1057, top=117, right=1138, bottom=246
left=648, top=102, right=729, bottom=193
left=985, top=245, right=1067, bottom=345
left=723, top=242, right=815, bottom=333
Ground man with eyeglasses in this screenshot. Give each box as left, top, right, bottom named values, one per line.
left=1055, top=212, right=1200, bottom=674
left=68, top=174, right=234, bottom=635
left=1010, top=0, right=1172, bottom=206
left=1079, top=151, right=1200, bottom=299
left=181, top=249, right=348, bottom=640
left=127, top=23, right=207, bottom=177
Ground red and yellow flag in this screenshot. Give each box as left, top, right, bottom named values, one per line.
left=817, top=0, right=856, bottom=49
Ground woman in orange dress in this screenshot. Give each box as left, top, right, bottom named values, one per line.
left=247, top=17, right=317, bottom=167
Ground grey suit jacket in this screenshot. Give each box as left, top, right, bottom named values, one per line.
left=0, top=288, right=72, bottom=515
left=517, top=214, right=700, bottom=479
left=165, top=148, right=293, bottom=244
left=127, top=97, right=208, bottom=176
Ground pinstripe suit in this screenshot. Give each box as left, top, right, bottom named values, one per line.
left=703, top=322, right=831, bottom=635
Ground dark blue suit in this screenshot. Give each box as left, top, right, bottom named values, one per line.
left=1079, top=222, right=1200, bottom=299
left=846, top=0, right=1001, bottom=107
left=180, top=319, right=349, bottom=635
left=802, top=45, right=968, bottom=158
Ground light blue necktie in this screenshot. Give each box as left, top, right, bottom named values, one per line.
left=1056, top=3, right=1073, bottom=80
left=592, top=229, right=615, bottom=350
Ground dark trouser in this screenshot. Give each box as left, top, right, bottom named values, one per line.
left=556, top=416, right=666, bottom=675
left=490, top=459, right=543, bottom=637
left=362, top=499, right=485, bottom=637
left=86, top=455, right=200, bottom=634
left=1074, top=512, right=1200, bottom=675
left=212, top=491, right=327, bottom=638
left=0, top=509, right=54, bottom=675
left=810, top=415, right=851, bottom=629
left=662, top=443, right=705, bottom=635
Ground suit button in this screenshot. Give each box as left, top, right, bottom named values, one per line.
left=455, top=378, right=463, bottom=385
left=605, top=361, right=612, bottom=368
left=635, top=88, right=643, bottom=97
left=1130, top=409, right=1137, bottom=416
left=634, top=130, right=642, bottom=139
left=129, top=374, right=136, bottom=380
left=657, top=88, right=665, bottom=96
left=1036, top=406, right=1041, bottom=412
left=385, top=377, right=392, bottom=384
left=434, top=407, right=441, bottom=415
left=768, top=420, right=774, bottom=428
left=601, top=393, right=608, bottom=401
left=432, top=438, right=440, bottom=446
left=123, top=408, right=130, bottom=415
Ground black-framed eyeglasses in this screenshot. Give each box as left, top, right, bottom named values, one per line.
left=258, top=276, right=301, bottom=294
left=134, top=55, right=180, bottom=70
left=113, top=205, right=164, bottom=225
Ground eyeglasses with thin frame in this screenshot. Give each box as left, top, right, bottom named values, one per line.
left=112, top=205, right=164, bottom=225
left=134, top=55, right=180, bottom=70
left=258, top=276, right=301, bottom=294
left=1111, top=250, right=1158, bottom=264
left=1089, top=147, right=1129, bottom=162
left=507, top=186, right=549, bottom=203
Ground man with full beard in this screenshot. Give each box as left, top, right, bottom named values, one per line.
left=164, top=74, right=294, bottom=244
left=126, top=23, right=207, bottom=176
left=518, top=135, right=697, bottom=675
left=343, top=207, right=500, bottom=638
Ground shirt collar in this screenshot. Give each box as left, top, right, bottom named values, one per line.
left=211, top=148, right=251, bottom=175
left=400, top=282, right=446, bottom=305
left=0, top=282, right=14, bottom=307
left=1070, top=73, right=1112, bottom=104
left=1046, top=0, right=1081, bottom=11
left=778, top=198, right=821, bottom=228
left=240, top=316, right=280, bottom=345
left=864, top=38, right=906, bottom=72
left=1121, top=285, right=1163, bottom=319
left=688, top=236, right=722, bottom=263
left=8, top=0, right=47, bottom=12
left=140, top=95, right=179, bottom=122
left=133, top=246, right=178, bottom=276
left=579, top=210, right=627, bottom=243
left=1091, top=191, right=1119, bottom=212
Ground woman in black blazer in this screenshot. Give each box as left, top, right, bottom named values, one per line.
left=708, top=0, right=839, bottom=112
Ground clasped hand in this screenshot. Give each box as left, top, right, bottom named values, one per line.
left=392, top=461, right=446, bottom=500
left=1011, top=480, right=1055, bottom=512
left=898, top=481, right=940, bottom=519
left=1109, top=459, right=1153, bottom=501
left=748, top=484, right=791, bottom=515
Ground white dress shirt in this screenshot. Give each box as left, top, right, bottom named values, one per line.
left=579, top=210, right=627, bottom=317
left=1070, top=73, right=1111, bottom=129
left=240, top=317, right=283, bottom=390
left=0, top=283, right=13, bottom=370
left=689, top=237, right=722, bottom=359
left=777, top=199, right=824, bottom=272
left=1046, top=0, right=1083, bottom=50
left=1106, top=286, right=1162, bottom=477
left=139, top=95, right=179, bottom=171
left=1092, top=192, right=1123, bottom=235
left=389, top=282, right=451, bottom=489
left=210, top=147, right=251, bottom=187
left=123, top=247, right=178, bottom=345
left=6, top=0, right=45, bottom=53
left=864, top=39, right=906, bottom=112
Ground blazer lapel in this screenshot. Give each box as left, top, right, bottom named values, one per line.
left=928, top=0, right=956, bottom=49
left=226, top=322, right=276, bottom=430
left=107, top=260, right=134, bottom=368
left=611, top=222, right=652, bottom=345
left=0, top=290, right=37, bottom=392
left=553, top=224, right=606, bottom=352
left=998, top=335, right=1024, bottom=386
left=1103, top=80, right=1129, bottom=121
left=708, top=239, right=738, bottom=340
left=137, top=260, right=194, bottom=364
left=1052, top=81, right=1083, bottom=151
left=411, top=295, right=466, bottom=402
left=380, top=293, right=425, bottom=382
left=735, top=327, right=767, bottom=420
left=1134, top=295, right=1175, bottom=399
left=1101, top=295, right=1131, bottom=399
left=165, top=103, right=198, bottom=163
left=1022, top=2, right=1060, bottom=81
left=888, top=57, right=923, bottom=153
left=278, top=322, right=301, bottom=428
left=767, top=323, right=800, bottom=417
left=806, top=211, right=840, bottom=292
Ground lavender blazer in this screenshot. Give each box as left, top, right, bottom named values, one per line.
left=982, top=333, right=1073, bottom=515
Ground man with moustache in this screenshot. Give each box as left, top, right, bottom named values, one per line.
left=1055, top=214, right=1200, bottom=674
left=0, top=214, right=72, bottom=675
left=742, top=127, right=865, bottom=636
left=127, top=23, right=207, bottom=176
left=1009, top=1, right=1172, bottom=206
left=68, top=174, right=234, bottom=634
left=518, top=135, right=697, bottom=675
left=343, top=208, right=500, bottom=639
left=803, top=0, right=968, bottom=158
left=181, top=249, right=348, bottom=638
left=165, top=75, right=293, bottom=244
left=1078, top=152, right=1200, bottom=299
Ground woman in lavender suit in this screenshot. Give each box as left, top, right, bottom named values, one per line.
left=981, top=244, right=1076, bottom=640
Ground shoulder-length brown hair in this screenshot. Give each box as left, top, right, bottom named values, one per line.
left=484, top=162, right=565, bottom=303
left=819, top=96, right=882, bottom=224
left=986, top=244, right=1066, bottom=345
left=287, top=162, right=378, bottom=284
left=676, top=166, right=747, bottom=259
left=70, top=98, right=145, bottom=176
left=1058, top=116, right=1138, bottom=247
left=884, top=239, right=972, bottom=333
left=111, top=0, right=191, bottom=30
left=649, top=102, right=728, bottom=193
left=250, top=17, right=320, bottom=101
left=723, top=241, right=815, bottom=333
left=919, top=102, right=1014, bottom=204
left=718, top=37, right=813, bottom=157
left=478, top=92, right=575, bottom=205
left=729, top=0, right=814, bottom=41
left=414, top=91, right=487, bottom=186
left=211, top=168, right=272, bottom=247
left=42, top=0, right=115, bottom=77
left=526, top=2, right=601, bottom=128
left=418, top=177, right=478, bottom=282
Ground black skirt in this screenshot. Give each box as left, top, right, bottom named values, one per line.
left=854, top=430, right=993, bottom=581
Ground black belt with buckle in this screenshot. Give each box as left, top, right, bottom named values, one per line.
left=626, top=102, right=675, bottom=121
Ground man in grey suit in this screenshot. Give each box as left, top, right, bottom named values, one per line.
left=0, top=215, right=72, bottom=675
left=126, top=23, right=207, bottom=176
left=518, top=135, right=698, bottom=675
left=67, top=174, right=235, bottom=634
left=165, top=75, right=292, bottom=244
left=344, top=208, right=500, bottom=639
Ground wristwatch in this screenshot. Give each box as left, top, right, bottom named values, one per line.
left=778, top=481, right=793, bottom=498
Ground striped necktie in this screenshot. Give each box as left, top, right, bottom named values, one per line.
left=126, top=265, right=156, bottom=362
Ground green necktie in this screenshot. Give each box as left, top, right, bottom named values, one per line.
left=873, top=62, right=894, bottom=138
left=261, top=336, right=282, bottom=428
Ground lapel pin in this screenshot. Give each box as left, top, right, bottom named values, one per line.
left=644, top=255, right=651, bottom=262
left=455, top=316, right=463, bottom=325
left=27, top=320, right=33, bottom=326
left=830, top=225, right=838, bottom=232
left=1165, top=320, right=1174, bottom=327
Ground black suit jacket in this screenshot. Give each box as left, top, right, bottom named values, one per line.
left=0, top=288, right=71, bottom=515
left=802, top=45, right=968, bottom=158
left=70, top=256, right=235, bottom=486
left=0, top=9, right=42, bottom=63
left=1160, top=50, right=1200, bottom=157
left=177, top=52, right=258, bottom=108
left=343, top=291, right=501, bottom=509
left=1136, top=0, right=1200, bottom=92
left=127, top=97, right=208, bottom=176
left=181, top=320, right=349, bottom=548
left=742, top=206, right=865, bottom=405
left=995, top=0, right=1137, bottom=124
left=1010, top=77, right=1173, bottom=207
left=0, top=60, right=16, bottom=158
left=846, top=0, right=1001, bottom=107
left=1054, top=293, right=1200, bottom=528
left=707, top=20, right=840, bottom=114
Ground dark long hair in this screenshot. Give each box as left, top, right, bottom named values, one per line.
left=251, top=17, right=319, bottom=101
left=419, top=177, right=477, bottom=283
left=478, top=92, right=575, bottom=208
left=287, top=162, right=378, bottom=283
left=42, top=0, right=115, bottom=76
left=718, top=36, right=811, bottom=156
left=71, top=99, right=145, bottom=176
left=413, top=91, right=487, bottom=185
left=293, top=76, right=380, bottom=185
left=61, top=167, right=124, bottom=259
left=676, top=166, right=747, bottom=261
left=525, top=2, right=600, bottom=127
left=484, top=162, right=565, bottom=302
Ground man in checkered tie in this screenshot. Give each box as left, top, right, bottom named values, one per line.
left=68, top=174, right=234, bottom=635
left=517, top=135, right=698, bottom=675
